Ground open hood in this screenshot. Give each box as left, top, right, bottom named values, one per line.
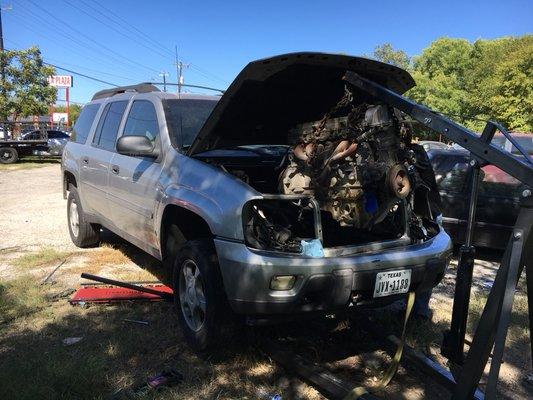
left=188, top=52, right=415, bottom=155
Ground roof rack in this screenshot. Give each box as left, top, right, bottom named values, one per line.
left=91, top=83, right=160, bottom=100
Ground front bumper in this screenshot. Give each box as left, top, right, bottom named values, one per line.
left=215, top=229, right=452, bottom=315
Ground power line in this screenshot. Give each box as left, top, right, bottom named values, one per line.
left=44, top=62, right=119, bottom=87
left=13, top=3, right=152, bottom=79
left=63, top=0, right=172, bottom=61
left=26, top=0, right=161, bottom=75
left=87, top=0, right=229, bottom=85
left=88, top=0, right=176, bottom=58
left=43, top=57, right=133, bottom=82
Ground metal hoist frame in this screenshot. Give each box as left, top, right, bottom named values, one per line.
left=344, top=71, right=533, bottom=400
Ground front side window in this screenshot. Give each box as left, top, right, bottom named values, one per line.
left=163, top=99, right=217, bottom=149
left=92, top=101, right=128, bottom=151
left=123, top=100, right=159, bottom=142
left=71, top=103, right=100, bottom=144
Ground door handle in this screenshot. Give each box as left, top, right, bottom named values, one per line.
left=82, top=157, right=89, bottom=164
left=111, top=165, right=120, bottom=175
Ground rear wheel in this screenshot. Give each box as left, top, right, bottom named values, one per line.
left=173, top=239, right=232, bottom=351
left=67, top=186, right=100, bottom=247
left=0, top=147, right=18, bottom=164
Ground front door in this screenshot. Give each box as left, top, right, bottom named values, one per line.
left=107, top=100, right=163, bottom=249
left=80, top=100, right=128, bottom=221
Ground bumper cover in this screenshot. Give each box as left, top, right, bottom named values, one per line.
left=215, top=229, right=452, bottom=315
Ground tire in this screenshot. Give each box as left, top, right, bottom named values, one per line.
left=67, top=186, right=100, bottom=247
left=173, top=239, right=232, bottom=351
left=163, top=224, right=185, bottom=271
left=0, top=147, right=18, bottom=164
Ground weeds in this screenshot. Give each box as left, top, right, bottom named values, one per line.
left=0, top=275, right=47, bottom=323
left=85, top=244, right=131, bottom=268
left=12, top=247, right=75, bottom=269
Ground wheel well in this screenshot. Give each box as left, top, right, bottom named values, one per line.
left=160, top=205, right=213, bottom=258
left=65, top=171, right=77, bottom=189
left=63, top=171, right=77, bottom=199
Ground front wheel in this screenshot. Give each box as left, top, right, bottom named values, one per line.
left=173, top=239, right=232, bottom=351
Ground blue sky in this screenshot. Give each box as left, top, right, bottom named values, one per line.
left=4, top=0, right=532, bottom=104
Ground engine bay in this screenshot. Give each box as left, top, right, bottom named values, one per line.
left=193, top=86, right=441, bottom=253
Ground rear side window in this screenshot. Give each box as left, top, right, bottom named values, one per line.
left=92, top=101, right=128, bottom=151
left=71, top=104, right=100, bottom=144
left=480, top=165, right=524, bottom=198
left=123, top=100, right=159, bottom=142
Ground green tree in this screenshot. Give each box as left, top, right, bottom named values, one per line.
left=466, top=36, right=533, bottom=132
left=407, top=38, right=474, bottom=127
left=0, top=46, right=56, bottom=121
left=54, top=103, right=83, bottom=125
left=372, top=43, right=411, bottom=69
left=404, top=35, right=533, bottom=133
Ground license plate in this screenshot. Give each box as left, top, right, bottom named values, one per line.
left=373, top=269, right=411, bottom=298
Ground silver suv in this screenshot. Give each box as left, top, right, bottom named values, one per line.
left=62, top=53, right=452, bottom=350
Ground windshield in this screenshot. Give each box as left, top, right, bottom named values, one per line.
left=163, top=99, right=217, bottom=149
left=492, top=135, right=533, bottom=155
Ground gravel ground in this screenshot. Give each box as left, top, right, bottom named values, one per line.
left=0, top=163, right=74, bottom=252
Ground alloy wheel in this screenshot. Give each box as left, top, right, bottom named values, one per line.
left=178, top=259, right=207, bottom=332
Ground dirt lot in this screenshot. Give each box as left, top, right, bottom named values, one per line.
left=0, top=162, right=531, bottom=400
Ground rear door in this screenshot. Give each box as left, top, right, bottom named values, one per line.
left=107, top=99, right=163, bottom=249
left=80, top=100, right=128, bottom=220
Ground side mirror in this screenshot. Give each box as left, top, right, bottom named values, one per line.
left=116, top=135, right=158, bottom=158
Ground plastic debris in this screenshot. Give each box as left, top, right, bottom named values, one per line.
left=146, top=369, right=183, bottom=389
left=301, top=239, right=324, bottom=257
left=62, top=337, right=83, bottom=346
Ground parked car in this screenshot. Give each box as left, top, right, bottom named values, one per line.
left=427, top=148, right=528, bottom=249
left=20, top=129, right=70, bottom=156
left=62, top=54, right=452, bottom=350
left=418, top=140, right=450, bottom=152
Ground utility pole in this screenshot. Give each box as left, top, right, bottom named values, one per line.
left=174, top=45, right=188, bottom=94
left=0, top=6, right=4, bottom=52
left=159, top=71, right=168, bottom=92
left=0, top=5, right=7, bottom=125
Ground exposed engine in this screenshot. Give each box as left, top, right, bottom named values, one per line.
left=194, top=87, right=441, bottom=252
left=280, top=90, right=415, bottom=231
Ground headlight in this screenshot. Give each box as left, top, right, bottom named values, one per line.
left=242, top=198, right=318, bottom=253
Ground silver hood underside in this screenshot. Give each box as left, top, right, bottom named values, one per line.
left=188, top=52, right=415, bottom=155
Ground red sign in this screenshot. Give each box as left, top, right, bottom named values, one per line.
left=48, top=75, right=73, bottom=88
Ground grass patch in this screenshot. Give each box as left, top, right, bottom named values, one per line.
left=467, top=287, right=529, bottom=345
left=86, top=244, right=131, bottom=268
left=0, top=275, right=47, bottom=323
left=0, top=157, right=60, bottom=171
left=12, top=247, right=75, bottom=269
